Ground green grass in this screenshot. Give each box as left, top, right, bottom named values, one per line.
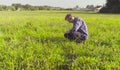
left=0, top=11, right=120, bottom=70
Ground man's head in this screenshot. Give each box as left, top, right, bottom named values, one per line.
left=65, top=13, right=75, bottom=23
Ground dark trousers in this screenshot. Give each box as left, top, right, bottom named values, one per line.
left=64, top=31, right=86, bottom=43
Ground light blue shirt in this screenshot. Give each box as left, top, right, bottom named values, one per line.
left=70, top=17, right=88, bottom=39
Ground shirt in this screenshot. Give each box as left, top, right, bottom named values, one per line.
left=70, top=17, right=88, bottom=39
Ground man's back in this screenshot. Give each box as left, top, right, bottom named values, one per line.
left=71, top=17, right=88, bottom=39
left=64, top=13, right=88, bottom=43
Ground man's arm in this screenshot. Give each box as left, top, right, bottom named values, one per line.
left=70, top=21, right=82, bottom=32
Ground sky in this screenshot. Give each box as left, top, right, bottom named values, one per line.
left=0, top=0, right=106, bottom=8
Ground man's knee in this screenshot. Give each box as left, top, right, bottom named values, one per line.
left=72, top=32, right=81, bottom=39
left=64, top=32, right=74, bottom=40
left=64, top=33, right=68, bottom=38
left=64, top=31, right=81, bottom=40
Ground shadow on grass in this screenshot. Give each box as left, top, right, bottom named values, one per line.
left=41, top=37, right=68, bottom=44
left=20, top=36, right=68, bottom=44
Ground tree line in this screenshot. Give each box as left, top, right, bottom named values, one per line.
left=0, top=3, right=66, bottom=11
left=100, top=0, right=120, bottom=13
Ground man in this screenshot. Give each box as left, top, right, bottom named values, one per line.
left=64, top=13, right=88, bottom=43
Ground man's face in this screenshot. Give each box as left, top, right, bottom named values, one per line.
left=67, top=16, right=74, bottom=23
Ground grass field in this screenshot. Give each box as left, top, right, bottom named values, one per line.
left=0, top=11, right=120, bottom=70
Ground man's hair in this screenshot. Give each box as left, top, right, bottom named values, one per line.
left=65, top=13, right=72, bottom=20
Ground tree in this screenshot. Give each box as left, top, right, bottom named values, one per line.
left=24, top=4, right=32, bottom=10
left=86, top=5, right=95, bottom=10
left=86, top=5, right=94, bottom=9
left=75, top=5, right=79, bottom=8
left=0, top=5, right=3, bottom=11
left=12, top=3, right=22, bottom=10
left=9, top=6, right=16, bottom=11
left=99, top=0, right=120, bottom=13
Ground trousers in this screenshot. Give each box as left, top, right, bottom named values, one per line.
left=64, top=31, right=86, bottom=43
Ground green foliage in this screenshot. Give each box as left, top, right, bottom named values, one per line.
left=100, top=0, right=120, bottom=13
left=0, top=3, right=65, bottom=11
left=0, top=11, right=120, bottom=70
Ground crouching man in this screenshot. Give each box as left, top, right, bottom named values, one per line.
left=64, top=13, right=88, bottom=43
